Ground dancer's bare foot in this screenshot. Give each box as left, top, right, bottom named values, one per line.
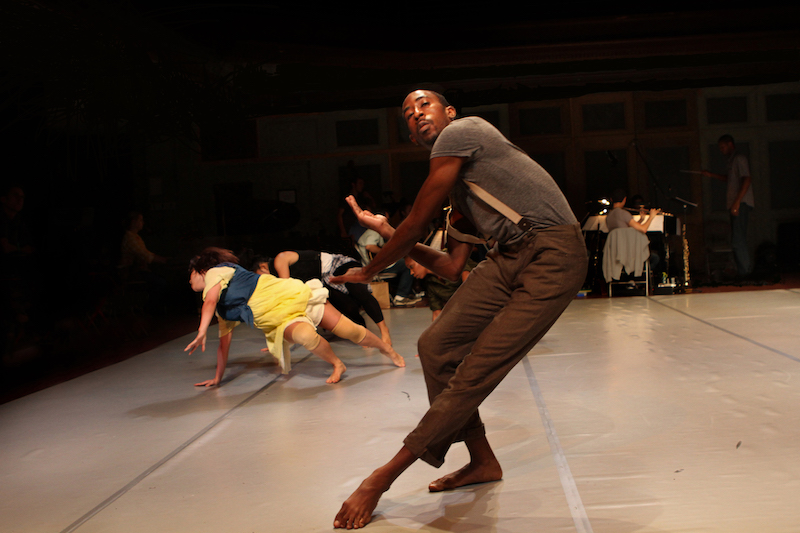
left=428, top=459, right=503, bottom=492
left=381, top=346, right=405, bottom=368
left=327, top=362, right=347, bottom=384
left=333, top=472, right=390, bottom=529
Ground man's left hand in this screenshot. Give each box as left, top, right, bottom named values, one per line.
left=346, top=196, right=395, bottom=239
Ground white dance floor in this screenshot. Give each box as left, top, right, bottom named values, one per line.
left=3, top=289, right=800, bottom=532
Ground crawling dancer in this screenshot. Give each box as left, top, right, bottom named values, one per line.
left=184, top=247, right=404, bottom=386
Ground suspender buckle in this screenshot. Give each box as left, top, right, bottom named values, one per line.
left=517, top=218, right=535, bottom=233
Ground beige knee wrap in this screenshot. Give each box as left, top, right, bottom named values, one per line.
left=290, top=322, right=321, bottom=351
left=331, top=316, right=367, bottom=344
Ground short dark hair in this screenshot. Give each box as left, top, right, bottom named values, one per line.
left=427, top=90, right=451, bottom=108
left=251, top=255, right=273, bottom=273
left=718, top=134, right=735, bottom=144
left=403, top=88, right=452, bottom=109
left=189, top=247, right=239, bottom=274
left=611, top=188, right=627, bottom=203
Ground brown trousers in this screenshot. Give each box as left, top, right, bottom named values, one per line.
left=404, top=224, right=588, bottom=467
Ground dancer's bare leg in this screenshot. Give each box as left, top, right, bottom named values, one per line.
left=357, top=327, right=404, bottom=367
left=312, top=338, right=347, bottom=383
left=284, top=322, right=346, bottom=384
left=321, top=303, right=405, bottom=368
left=428, top=434, right=503, bottom=492
left=376, top=320, right=392, bottom=346
left=334, top=446, right=417, bottom=529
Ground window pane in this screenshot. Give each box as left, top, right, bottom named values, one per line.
left=519, top=107, right=562, bottom=135
left=582, top=102, right=626, bottom=131
left=336, top=119, right=379, bottom=147
left=585, top=149, right=627, bottom=202
left=706, top=97, right=748, bottom=124
left=644, top=100, right=687, bottom=128
left=766, top=93, right=800, bottom=122
left=465, top=110, right=501, bottom=130
left=769, top=140, right=800, bottom=209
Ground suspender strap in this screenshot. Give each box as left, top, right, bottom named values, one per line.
left=463, top=181, right=535, bottom=232
left=446, top=209, right=488, bottom=244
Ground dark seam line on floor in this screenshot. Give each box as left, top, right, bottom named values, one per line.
left=58, top=353, right=314, bottom=533
left=651, top=299, right=800, bottom=363
left=522, top=357, right=594, bottom=533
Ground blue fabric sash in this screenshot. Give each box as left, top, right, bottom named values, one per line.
left=215, top=263, right=259, bottom=326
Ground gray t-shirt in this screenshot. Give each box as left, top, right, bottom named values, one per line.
left=605, top=208, right=632, bottom=231
left=430, top=117, right=576, bottom=244
left=726, top=152, right=754, bottom=208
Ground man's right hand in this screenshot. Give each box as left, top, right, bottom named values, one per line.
left=330, top=266, right=371, bottom=285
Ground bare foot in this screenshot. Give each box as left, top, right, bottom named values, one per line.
left=381, top=346, right=405, bottom=368
left=334, top=473, right=390, bottom=529
left=327, top=362, right=347, bottom=384
left=428, top=460, right=503, bottom=492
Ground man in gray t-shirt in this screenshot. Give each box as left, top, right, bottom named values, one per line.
left=433, top=116, right=577, bottom=243
left=702, top=134, right=754, bottom=276
left=333, top=89, right=587, bottom=529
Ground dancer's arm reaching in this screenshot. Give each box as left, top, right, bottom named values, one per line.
left=334, top=189, right=472, bottom=284
left=194, top=331, right=232, bottom=387
left=185, top=282, right=231, bottom=387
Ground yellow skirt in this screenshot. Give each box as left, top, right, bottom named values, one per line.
left=251, top=278, right=329, bottom=374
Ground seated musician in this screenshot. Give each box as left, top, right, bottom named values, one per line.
left=606, top=189, right=660, bottom=233
left=606, top=189, right=662, bottom=275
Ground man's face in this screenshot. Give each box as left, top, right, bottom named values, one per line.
left=718, top=141, right=734, bottom=156
left=402, top=90, right=456, bottom=150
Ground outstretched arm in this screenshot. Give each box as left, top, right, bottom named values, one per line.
left=185, top=282, right=222, bottom=355
left=195, top=331, right=232, bottom=387
left=332, top=156, right=465, bottom=285
left=628, top=208, right=661, bottom=234
left=701, top=170, right=727, bottom=181
left=407, top=235, right=473, bottom=282
left=363, top=157, right=464, bottom=275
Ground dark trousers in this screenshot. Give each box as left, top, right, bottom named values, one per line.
left=404, top=224, right=588, bottom=467
left=731, top=203, right=752, bottom=276
left=327, top=262, right=385, bottom=327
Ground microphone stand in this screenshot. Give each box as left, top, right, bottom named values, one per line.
left=632, top=140, right=669, bottom=209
